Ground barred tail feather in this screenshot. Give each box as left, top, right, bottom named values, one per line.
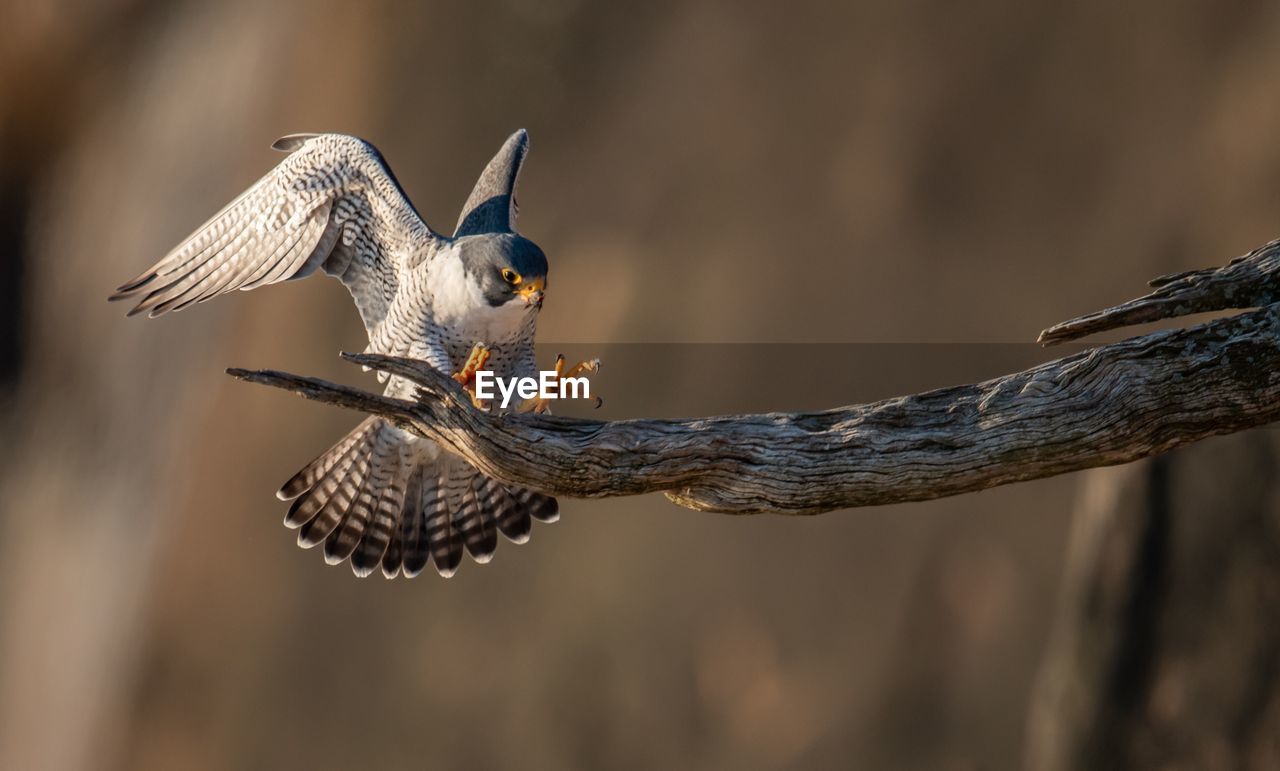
left=282, top=422, right=370, bottom=529
left=280, top=417, right=378, bottom=507
left=277, top=420, right=560, bottom=578
left=372, top=444, right=419, bottom=578
left=397, top=464, right=432, bottom=578
left=453, top=470, right=498, bottom=564
left=515, top=487, right=559, bottom=523
left=302, top=437, right=373, bottom=549
left=475, top=475, right=531, bottom=545
left=322, top=458, right=376, bottom=565
left=427, top=465, right=464, bottom=577
left=344, top=436, right=407, bottom=575
left=384, top=461, right=424, bottom=578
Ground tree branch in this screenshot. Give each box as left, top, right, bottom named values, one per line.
left=228, top=300, right=1280, bottom=514
left=1038, top=237, right=1280, bottom=344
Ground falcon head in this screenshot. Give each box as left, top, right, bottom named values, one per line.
left=459, top=233, right=548, bottom=310
left=449, top=130, right=550, bottom=312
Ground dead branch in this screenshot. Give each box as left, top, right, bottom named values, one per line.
left=1038, top=237, right=1280, bottom=345
left=227, top=245, right=1280, bottom=514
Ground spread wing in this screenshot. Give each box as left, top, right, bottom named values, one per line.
left=454, top=128, right=528, bottom=237
left=110, top=133, right=435, bottom=334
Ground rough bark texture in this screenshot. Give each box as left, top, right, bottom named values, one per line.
left=232, top=234, right=1280, bottom=515
left=1023, top=237, right=1280, bottom=769
left=1039, top=238, right=1280, bottom=345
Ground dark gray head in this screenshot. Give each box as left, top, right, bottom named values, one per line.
left=458, top=232, right=548, bottom=308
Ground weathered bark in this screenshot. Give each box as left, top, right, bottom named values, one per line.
left=1038, top=238, right=1280, bottom=345
left=229, top=237, right=1280, bottom=514
left=1023, top=238, right=1280, bottom=769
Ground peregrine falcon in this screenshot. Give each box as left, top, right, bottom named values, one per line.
left=110, top=130, right=582, bottom=578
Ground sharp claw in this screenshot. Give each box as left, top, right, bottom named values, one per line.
left=452, top=342, right=491, bottom=385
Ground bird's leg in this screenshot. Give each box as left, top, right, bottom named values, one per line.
left=452, top=342, right=491, bottom=409
left=519, top=353, right=603, bottom=414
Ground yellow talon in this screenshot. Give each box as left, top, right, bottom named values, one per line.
left=452, top=342, right=491, bottom=409
left=519, top=353, right=603, bottom=413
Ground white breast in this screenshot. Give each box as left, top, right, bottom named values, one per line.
left=428, top=244, right=485, bottom=323
left=426, top=243, right=533, bottom=344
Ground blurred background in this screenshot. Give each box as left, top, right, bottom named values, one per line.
left=3, top=1, right=1280, bottom=769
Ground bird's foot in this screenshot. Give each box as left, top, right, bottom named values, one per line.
left=452, top=342, right=491, bottom=409
left=519, top=353, right=603, bottom=414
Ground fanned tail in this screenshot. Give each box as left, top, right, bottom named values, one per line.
left=278, top=419, right=558, bottom=577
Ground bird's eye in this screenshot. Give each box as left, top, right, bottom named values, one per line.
left=501, top=268, right=521, bottom=284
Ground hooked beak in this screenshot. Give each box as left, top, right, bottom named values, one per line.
left=517, top=277, right=545, bottom=309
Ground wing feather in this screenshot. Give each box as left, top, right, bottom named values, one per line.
left=110, top=134, right=434, bottom=333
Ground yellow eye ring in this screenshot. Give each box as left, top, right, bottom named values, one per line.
left=501, top=268, right=521, bottom=284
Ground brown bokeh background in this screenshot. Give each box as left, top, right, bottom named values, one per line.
left=2, top=1, right=1279, bottom=769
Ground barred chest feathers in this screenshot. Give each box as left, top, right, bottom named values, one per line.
left=365, top=242, right=534, bottom=378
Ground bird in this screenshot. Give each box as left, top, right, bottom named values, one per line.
left=110, top=130, right=590, bottom=578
